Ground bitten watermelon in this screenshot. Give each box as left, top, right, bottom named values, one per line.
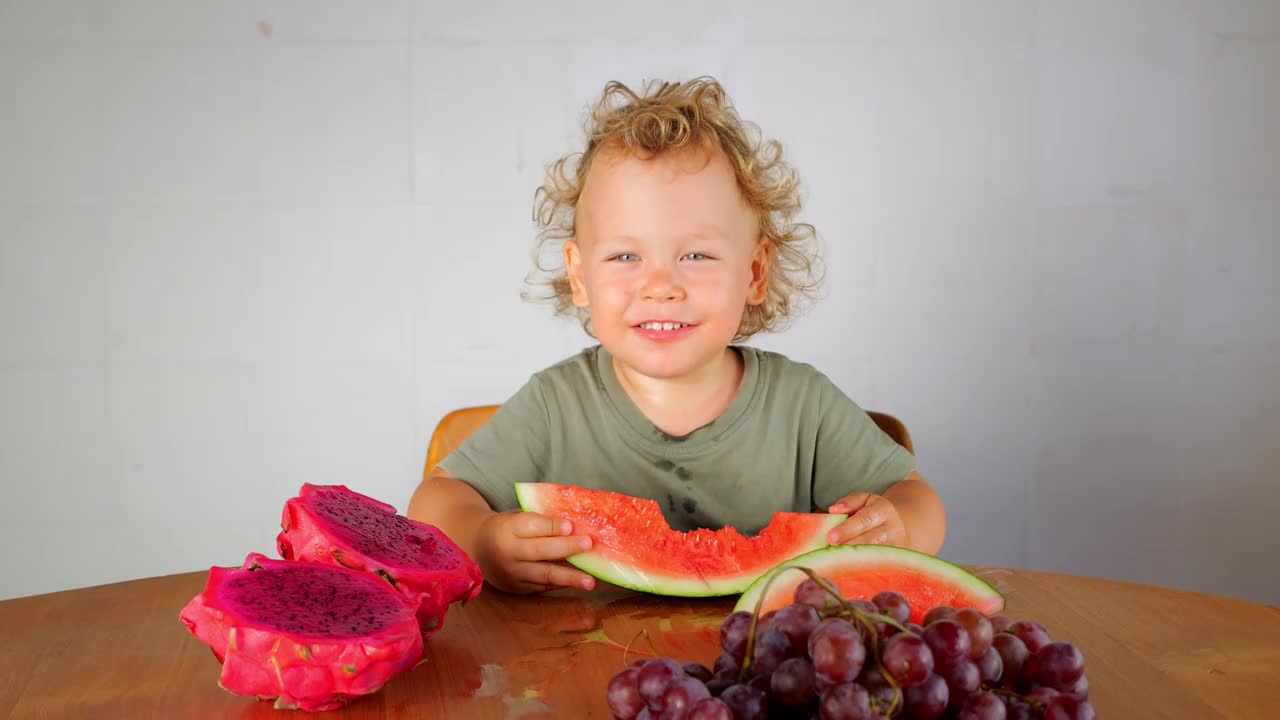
left=514, top=483, right=845, bottom=597
left=734, top=545, right=1005, bottom=622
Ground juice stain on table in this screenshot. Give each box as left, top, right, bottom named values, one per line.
left=455, top=589, right=728, bottom=718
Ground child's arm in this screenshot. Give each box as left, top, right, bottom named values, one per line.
left=408, top=468, right=597, bottom=594
left=824, top=471, right=947, bottom=555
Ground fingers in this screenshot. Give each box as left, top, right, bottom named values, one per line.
left=828, top=497, right=889, bottom=545
left=511, top=534, right=593, bottom=562
left=511, top=512, right=573, bottom=539
left=841, top=526, right=897, bottom=546
left=829, top=493, right=873, bottom=515
left=513, top=561, right=597, bottom=592
left=828, top=510, right=885, bottom=545
left=490, top=512, right=598, bottom=592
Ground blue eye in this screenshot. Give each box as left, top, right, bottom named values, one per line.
left=610, top=253, right=640, bottom=262
left=682, top=252, right=711, bottom=261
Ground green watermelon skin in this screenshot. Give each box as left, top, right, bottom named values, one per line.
left=734, top=545, right=1005, bottom=621
left=514, top=482, right=845, bottom=597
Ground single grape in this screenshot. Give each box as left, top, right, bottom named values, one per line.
left=796, top=578, right=840, bottom=611
left=923, top=620, right=971, bottom=661
left=987, top=614, right=1013, bottom=634
left=1067, top=673, right=1089, bottom=699
left=683, top=662, right=713, bottom=683
left=771, top=656, right=817, bottom=707
left=873, top=591, right=912, bottom=625
left=902, top=673, right=948, bottom=720
left=1020, top=652, right=1041, bottom=688
left=720, top=684, right=767, bottom=720
left=1044, top=695, right=1097, bottom=720
left=712, top=652, right=738, bottom=676
left=720, top=612, right=752, bottom=660
left=975, top=646, right=1003, bottom=686
left=1005, top=703, right=1036, bottom=720
left=856, top=664, right=889, bottom=688
left=637, top=709, right=652, bottom=720
left=809, top=619, right=867, bottom=688
left=819, top=682, right=872, bottom=720
left=705, top=669, right=735, bottom=697
left=772, top=603, right=822, bottom=654
left=882, top=633, right=935, bottom=688
left=1027, top=686, right=1060, bottom=706
left=687, top=697, right=733, bottom=720
left=991, top=633, right=1029, bottom=686
left=659, top=676, right=711, bottom=719
left=1035, top=642, right=1085, bottom=691
left=867, top=682, right=903, bottom=718
left=1009, top=621, right=1051, bottom=654
left=751, top=629, right=792, bottom=678
left=956, top=691, right=1006, bottom=720
left=607, top=667, right=645, bottom=719
left=638, top=658, right=683, bottom=712
left=922, top=606, right=957, bottom=626
left=852, top=598, right=879, bottom=614
left=935, top=658, right=980, bottom=707
left=953, top=609, right=994, bottom=660
left=848, top=598, right=892, bottom=638
left=758, top=610, right=779, bottom=635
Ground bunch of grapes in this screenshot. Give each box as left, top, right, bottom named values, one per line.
left=605, top=572, right=1097, bottom=720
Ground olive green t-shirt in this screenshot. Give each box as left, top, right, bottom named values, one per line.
left=438, top=345, right=917, bottom=535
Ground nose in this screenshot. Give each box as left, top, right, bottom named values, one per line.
left=639, top=264, right=685, bottom=302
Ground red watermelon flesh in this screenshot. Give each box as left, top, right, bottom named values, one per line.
left=734, top=545, right=1005, bottom=622
left=514, top=482, right=845, bottom=597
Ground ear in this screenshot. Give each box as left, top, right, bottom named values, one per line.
left=563, top=239, right=590, bottom=308
left=745, top=238, right=771, bottom=305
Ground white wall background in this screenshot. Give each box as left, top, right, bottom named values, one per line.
left=2, top=1, right=1277, bottom=605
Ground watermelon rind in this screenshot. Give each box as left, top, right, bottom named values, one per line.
left=733, top=544, right=1005, bottom=615
left=514, top=482, right=845, bottom=597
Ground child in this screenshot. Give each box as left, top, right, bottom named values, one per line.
left=408, top=78, right=946, bottom=594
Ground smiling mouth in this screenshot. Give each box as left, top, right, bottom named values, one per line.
left=634, top=322, right=693, bottom=331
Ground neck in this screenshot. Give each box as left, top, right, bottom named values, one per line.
left=611, top=348, right=744, bottom=432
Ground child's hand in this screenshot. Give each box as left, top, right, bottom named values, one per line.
left=826, top=493, right=909, bottom=548
left=474, top=510, right=598, bottom=594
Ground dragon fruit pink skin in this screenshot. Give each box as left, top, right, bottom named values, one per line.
left=277, top=484, right=483, bottom=638
left=179, top=553, right=424, bottom=711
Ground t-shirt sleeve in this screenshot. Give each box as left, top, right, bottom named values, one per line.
left=810, top=373, right=919, bottom=509
left=436, top=376, right=551, bottom=512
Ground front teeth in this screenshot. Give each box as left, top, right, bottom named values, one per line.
left=640, top=322, right=688, bottom=331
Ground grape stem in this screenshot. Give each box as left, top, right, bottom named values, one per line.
left=736, top=561, right=912, bottom=718
left=619, top=628, right=659, bottom=667
left=796, top=566, right=906, bottom=715
left=989, top=687, right=1047, bottom=713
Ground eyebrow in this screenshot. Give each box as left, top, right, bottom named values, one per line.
left=597, top=228, right=734, bottom=245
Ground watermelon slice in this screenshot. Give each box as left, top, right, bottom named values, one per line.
left=513, top=483, right=845, bottom=597
left=734, top=545, right=1004, bottom=622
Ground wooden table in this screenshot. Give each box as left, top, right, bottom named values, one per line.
left=2, top=566, right=1278, bottom=718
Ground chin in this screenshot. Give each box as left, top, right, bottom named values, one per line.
left=609, top=340, right=726, bottom=380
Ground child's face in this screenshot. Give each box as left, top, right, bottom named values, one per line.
left=564, top=145, right=769, bottom=381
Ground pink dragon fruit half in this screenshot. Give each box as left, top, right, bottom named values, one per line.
left=277, top=484, right=483, bottom=638
left=179, top=553, right=424, bottom=711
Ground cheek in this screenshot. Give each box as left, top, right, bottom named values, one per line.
left=692, top=266, right=751, bottom=304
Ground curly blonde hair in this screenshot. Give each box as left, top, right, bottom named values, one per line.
left=527, top=76, right=823, bottom=340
